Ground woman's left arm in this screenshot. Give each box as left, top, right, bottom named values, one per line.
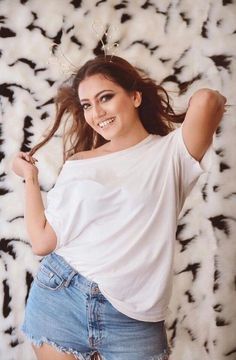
left=182, top=88, right=227, bottom=162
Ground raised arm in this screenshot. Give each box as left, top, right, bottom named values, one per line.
left=182, top=89, right=227, bottom=162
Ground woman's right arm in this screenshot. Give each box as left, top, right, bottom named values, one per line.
left=11, top=152, right=57, bottom=256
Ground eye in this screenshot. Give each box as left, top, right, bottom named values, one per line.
left=81, top=103, right=90, bottom=111
left=100, top=93, right=114, bottom=102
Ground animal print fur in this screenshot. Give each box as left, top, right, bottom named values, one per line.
left=0, top=0, right=236, bottom=359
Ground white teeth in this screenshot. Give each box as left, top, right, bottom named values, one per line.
left=98, top=117, right=115, bottom=128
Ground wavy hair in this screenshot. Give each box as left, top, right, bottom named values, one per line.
left=29, top=55, right=186, bottom=163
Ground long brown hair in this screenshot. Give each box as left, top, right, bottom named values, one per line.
left=29, top=55, right=186, bottom=163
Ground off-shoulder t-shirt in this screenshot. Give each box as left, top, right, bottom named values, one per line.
left=44, top=125, right=213, bottom=322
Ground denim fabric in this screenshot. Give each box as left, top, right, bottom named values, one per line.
left=20, top=252, right=170, bottom=360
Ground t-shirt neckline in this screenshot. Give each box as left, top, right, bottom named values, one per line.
left=65, top=134, right=155, bottom=164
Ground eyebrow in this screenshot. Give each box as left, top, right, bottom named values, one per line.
left=80, top=90, right=113, bottom=102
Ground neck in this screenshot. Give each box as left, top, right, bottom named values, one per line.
left=105, top=129, right=150, bottom=153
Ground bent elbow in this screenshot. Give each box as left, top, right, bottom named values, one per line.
left=31, top=238, right=57, bottom=256
left=32, top=247, right=54, bottom=256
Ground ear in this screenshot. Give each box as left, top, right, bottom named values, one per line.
left=132, top=91, right=142, bottom=108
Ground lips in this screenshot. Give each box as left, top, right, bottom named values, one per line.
left=98, top=117, right=115, bottom=128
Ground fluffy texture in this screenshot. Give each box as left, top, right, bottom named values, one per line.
left=0, top=0, right=236, bottom=359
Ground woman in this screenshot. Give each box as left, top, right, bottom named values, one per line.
left=12, top=55, right=226, bottom=360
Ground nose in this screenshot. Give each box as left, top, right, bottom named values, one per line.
left=92, top=102, right=106, bottom=120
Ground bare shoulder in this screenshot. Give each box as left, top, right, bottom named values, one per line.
left=68, top=146, right=108, bottom=161
left=68, top=150, right=94, bottom=161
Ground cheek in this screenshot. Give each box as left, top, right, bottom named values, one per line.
left=113, top=98, right=131, bottom=114
left=84, top=114, right=98, bottom=130
left=118, top=100, right=135, bottom=117
left=84, top=112, right=92, bottom=124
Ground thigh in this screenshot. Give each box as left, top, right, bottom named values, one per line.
left=32, top=343, right=78, bottom=360
left=98, top=301, right=170, bottom=360
left=20, top=256, right=93, bottom=359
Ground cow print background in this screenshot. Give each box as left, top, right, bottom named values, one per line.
left=0, top=1, right=236, bottom=359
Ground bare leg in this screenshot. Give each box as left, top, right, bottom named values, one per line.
left=32, top=343, right=79, bottom=360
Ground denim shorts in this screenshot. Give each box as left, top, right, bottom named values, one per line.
left=20, top=252, right=170, bottom=360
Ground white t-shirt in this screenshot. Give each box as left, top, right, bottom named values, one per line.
left=44, top=125, right=212, bottom=322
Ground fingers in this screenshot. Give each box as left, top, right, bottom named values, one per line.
left=19, top=152, right=38, bottom=164
left=213, top=90, right=227, bottom=113
left=224, top=104, right=228, bottom=113
left=215, top=90, right=227, bottom=104
left=27, top=154, right=38, bottom=165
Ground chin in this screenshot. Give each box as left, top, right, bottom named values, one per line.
left=98, top=130, right=118, bottom=141
left=100, top=134, right=113, bottom=141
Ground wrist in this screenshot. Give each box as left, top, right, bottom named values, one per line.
left=24, top=172, right=38, bottom=183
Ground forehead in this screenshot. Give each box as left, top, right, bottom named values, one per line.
left=78, top=74, right=121, bottom=99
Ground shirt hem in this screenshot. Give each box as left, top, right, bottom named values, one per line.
left=98, top=285, right=167, bottom=322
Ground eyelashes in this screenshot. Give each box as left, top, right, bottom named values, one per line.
left=101, top=93, right=114, bottom=102
left=81, top=93, right=114, bottom=111
left=81, top=103, right=90, bottom=111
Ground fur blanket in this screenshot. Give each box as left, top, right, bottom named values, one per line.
left=0, top=0, right=236, bottom=359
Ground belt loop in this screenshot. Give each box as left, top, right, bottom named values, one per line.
left=64, top=270, right=77, bottom=287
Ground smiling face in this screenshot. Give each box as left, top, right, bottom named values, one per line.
left=78, top=73, right=142, bottom=141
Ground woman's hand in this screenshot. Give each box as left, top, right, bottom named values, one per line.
left=11, top=151, right=39, bottom=179
left=189, top=88, right=227, bottom=123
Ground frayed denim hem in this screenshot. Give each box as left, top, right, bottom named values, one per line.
left=21, top=330, right=97, bottom=360
left=21, top=325, right=171, bottom=360
left=150, top=347, right=171, bottom=360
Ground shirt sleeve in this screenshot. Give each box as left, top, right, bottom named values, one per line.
left=173, top=124, right=214, bottom=204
